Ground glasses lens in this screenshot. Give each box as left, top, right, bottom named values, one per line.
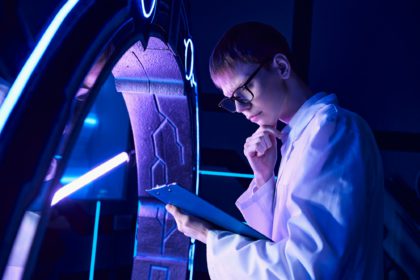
left=218, top=88, right=254, bottom=112
left=218, top=98, right=236, bottom=112
left=234, top=88, right=253, bottom=103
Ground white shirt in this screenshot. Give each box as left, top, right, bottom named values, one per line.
left=206, top=93, right=384, bottom=279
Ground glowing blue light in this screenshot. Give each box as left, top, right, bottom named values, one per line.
left=133, top=200, right=141, bottom=257
left=191, top=72, right=200, bottom=280
left=0, top=0, right=79, bottom=135
left=84, top=116, right=98, bottom=126
left=52, top=152, right=130, bottom=206
left=194, top=87, right=200, bottom=196
left=199, top=170, right=278, bottom=180
left=89, top=200, right=101, bottom=280
left=140, top=0, right=157, bottom=19
left=199, top=170, right=255, bottom=179
left=60, top=176, right=78, bottom=184
left=188, top=241, right=196, bottom=280
left=184, top=38, right=196, bottom=88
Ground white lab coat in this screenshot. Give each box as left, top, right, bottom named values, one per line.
left=206, top=93, right=384, bottom=279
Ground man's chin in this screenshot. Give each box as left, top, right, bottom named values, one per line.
left=257, top=119, right=276, bottom=127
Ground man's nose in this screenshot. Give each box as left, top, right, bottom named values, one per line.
left=235, top=101, right=251, bottom=113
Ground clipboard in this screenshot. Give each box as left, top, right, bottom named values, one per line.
left=146, top=182, right=271, bottom=241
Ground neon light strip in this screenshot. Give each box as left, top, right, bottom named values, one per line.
left=60, top=176, right=78, bottom=184
left=199, top=170, right=254, bottom=179
left=84, top=117, right=98, bottom=126
left=0, top=0, right=79, bottom=135
left=89, top=201, right=101, bottom=280
left=133, top=200, right=141, bottom=257
left=184, top=38, right=196, bottom=87
left=191, top=48, right=200, bottom=280
left=199, top=170, right=278, bottom=180
left=140, top=0, right=157, bottom=19
left=188, top=241, right=196, bottom=280
left=194, top=85, right=200, bottom=195
left=51, top=152, right=129, bottom=206
left=184, top=39, right=193, bottom=81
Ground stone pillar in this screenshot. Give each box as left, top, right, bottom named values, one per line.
left=113, top=37, right=194, bottom=280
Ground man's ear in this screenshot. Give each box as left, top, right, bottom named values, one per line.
left=272, top=53, right=291, bottom=79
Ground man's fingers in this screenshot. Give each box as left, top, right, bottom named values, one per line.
left=166, top=204, right=186, bottom=231
left=246, top=131, right=274, bottom=146
left=262, top=133, right=272, bottom=149
left=245, top=137, right=269, bottom=148
left=165, top=204, right=174, bottom=213
left=244, top=141, right=267, bottom=158
left=244, top=133, right=274, bottom=157
left=257, top=125, right=282, bottom=139
left=246, top=129, right=279, bottom=145
left=244, top=126, right=280, bottom=159
left=244, top=146, right=257, bottom=158
left=166, top=204, right=181, bottom=217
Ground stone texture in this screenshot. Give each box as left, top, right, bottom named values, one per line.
left=113, top=36, right=194, bottom=280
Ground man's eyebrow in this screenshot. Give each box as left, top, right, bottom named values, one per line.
left=229, top=80, right=247, bottom=98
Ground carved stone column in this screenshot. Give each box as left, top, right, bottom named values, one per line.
left=113, top=37, right=194, bottom=280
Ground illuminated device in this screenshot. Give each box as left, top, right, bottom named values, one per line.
left=51, top=151, right=130, bottom=206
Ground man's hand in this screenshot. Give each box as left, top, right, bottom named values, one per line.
left=244, top=125, right=281, bottom=186
left=165, top=204, right=213, bottom=244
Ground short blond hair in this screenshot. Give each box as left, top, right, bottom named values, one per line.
left=209, top=22, right=293, bottom=81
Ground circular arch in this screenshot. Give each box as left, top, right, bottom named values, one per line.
left=0, top=0, right=197, bottom=278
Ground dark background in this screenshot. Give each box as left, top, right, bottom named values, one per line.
left=0, top=0, right=418, bottom=278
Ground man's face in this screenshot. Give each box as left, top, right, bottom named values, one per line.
left=214, top=61, right=289, bottom=126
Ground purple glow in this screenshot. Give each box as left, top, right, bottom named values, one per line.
left=51, top=152, right=129, bottom=206
left=113, top=37, right=194, bottom=279
left=112, top=38, right=184, bottom=96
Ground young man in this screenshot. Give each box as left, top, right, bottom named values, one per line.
left=166, top=22, right=383, bottom=279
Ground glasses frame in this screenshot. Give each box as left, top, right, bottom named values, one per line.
left=218, top=61, right=268, bottom=113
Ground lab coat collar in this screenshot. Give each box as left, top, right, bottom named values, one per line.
left=280, top=92, right=338, bottom=144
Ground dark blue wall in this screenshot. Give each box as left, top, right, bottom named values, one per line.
left=309, top=0, right=420, bottom=133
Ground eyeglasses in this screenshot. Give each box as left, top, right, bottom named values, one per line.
left=218, top=62, right=267, bottom=113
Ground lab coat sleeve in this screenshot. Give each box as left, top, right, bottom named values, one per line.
left=235, top=176, right=276, bottom=238
left=206, top=106, right=378, bottom=279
